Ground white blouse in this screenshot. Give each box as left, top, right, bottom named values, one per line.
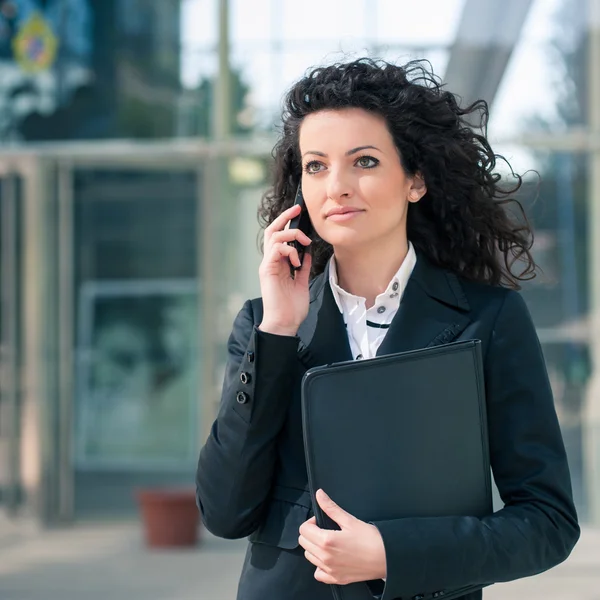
left=328, top=242, right=417, bottom=360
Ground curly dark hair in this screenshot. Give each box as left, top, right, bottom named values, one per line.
left=258, top=58, right=536, bottom=289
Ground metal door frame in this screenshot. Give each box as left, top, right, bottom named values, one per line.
left=0, top=138, right=274, bottom=523
left=0, top=138, right=272, bottom=522
left=0, top=164, right=22, bottom=514
left=54, top=152, right=211, bottom=521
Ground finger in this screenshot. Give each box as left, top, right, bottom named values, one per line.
left=269, top=229, right=312, bottom=247
left=303, top=549, right=331, bottom=574
left=316, top=489, right=353, bottom=529
left=295, top=251, right=312, bottom=284
left=265, top=204, right=302, bottom=238
left=299, top=517, right=322, bottom=542
left=266, top=216, right=307, bottom=251
left=298, top=534, right=326, bottom=562
left=298, top=516, right=317, bottom=538
left=268, top=242, right=300, bottom=268
left=314, top=567, right=338, bottom=585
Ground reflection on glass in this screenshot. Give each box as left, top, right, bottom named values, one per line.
left=519, top=152, right=588, bottom=329
left=489, top=0, right=587, bottom=138
left=514, top=150, right=590, bottom=521
left=75, top=281, right=198, bottom=467
left=74, top=169, right=200, bottom=471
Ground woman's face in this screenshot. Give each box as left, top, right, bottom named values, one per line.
left=298, top=107, right=425, bottom=251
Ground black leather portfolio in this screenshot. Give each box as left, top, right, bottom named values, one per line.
left=301, top=340, right=492, bottom=600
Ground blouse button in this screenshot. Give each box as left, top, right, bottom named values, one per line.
left=392, top=281, right=399, bottom=291
left=377, top=306, right=386, bottom=314
left=356, top=354, right=363, bottom=360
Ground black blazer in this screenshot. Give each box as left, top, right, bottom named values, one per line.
left=195, top=253, right=580, bottom=600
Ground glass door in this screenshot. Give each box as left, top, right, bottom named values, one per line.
left=70, top=165, right=203, bottom=517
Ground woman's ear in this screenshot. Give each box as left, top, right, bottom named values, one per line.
left=408, top=172, right=427, bottom=203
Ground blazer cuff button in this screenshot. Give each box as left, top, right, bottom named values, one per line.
left=236, top=391, right=249, bottom=404
left=240, top=372, right=251, bottom=384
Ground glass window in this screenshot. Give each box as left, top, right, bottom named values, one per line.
left=222, top=0, right=463, bottom=130
left=377, top=0, right=465, bottom=46
left=489, top=0, right=587, bottom=139
left=73, top=169, right=200, bottom=474
left=279, top=0, right=365, bottom=42
left=493, top=146, right=590, bottom=521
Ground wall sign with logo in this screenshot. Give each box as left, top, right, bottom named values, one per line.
left=12, top=10, right=57, bottom=72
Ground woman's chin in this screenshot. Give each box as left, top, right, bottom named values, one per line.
left=321, top=229, right=368, bottom=250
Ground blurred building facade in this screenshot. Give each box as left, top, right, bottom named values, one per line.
left=0, top=0, right=599, bottom=527
left=0, top=0, right=182, bottom=142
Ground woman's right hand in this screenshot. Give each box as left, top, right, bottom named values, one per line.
left=258, top=204, right=313, bottom=337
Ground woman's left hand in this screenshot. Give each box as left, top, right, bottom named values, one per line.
left=298, top=489, right=387, bottom=585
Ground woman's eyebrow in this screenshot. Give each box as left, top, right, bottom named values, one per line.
left=301, top=145, right=382, bottom=159
left=346, top=145, right=382, bottom=156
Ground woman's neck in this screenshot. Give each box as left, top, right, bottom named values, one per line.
left=333, top=238, right=410, bottom=309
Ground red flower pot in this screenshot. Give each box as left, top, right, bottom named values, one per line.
left=136, top=488, right=200, bottom=548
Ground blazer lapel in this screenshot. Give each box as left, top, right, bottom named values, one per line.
left=297, top=253, right=472, bottom=368
left=376, top=252, right=471, bottom=356
left=297, top=263, right=353, bottom=370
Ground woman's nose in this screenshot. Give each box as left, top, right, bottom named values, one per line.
left=325, top=169, right=353, bottom=200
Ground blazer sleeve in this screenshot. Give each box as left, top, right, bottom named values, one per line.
left=370, top=290, right=581, bottom=600
left=195, top=299, right=300, bottom=539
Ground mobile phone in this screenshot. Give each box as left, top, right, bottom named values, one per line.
left=288, top=185, right=313, bottom=276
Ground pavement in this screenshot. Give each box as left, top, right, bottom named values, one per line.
left=0, top=516, right=599, bottom=600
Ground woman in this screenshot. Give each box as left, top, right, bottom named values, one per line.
left=195, top=59, right=580, bottom=600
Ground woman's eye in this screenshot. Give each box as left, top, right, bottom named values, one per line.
left=356, top=156, right=379, bottom=168
left=304, top=161, right=324, bottom=174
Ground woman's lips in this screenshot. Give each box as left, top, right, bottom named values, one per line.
left=326, top=209, right=364, bottom=222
